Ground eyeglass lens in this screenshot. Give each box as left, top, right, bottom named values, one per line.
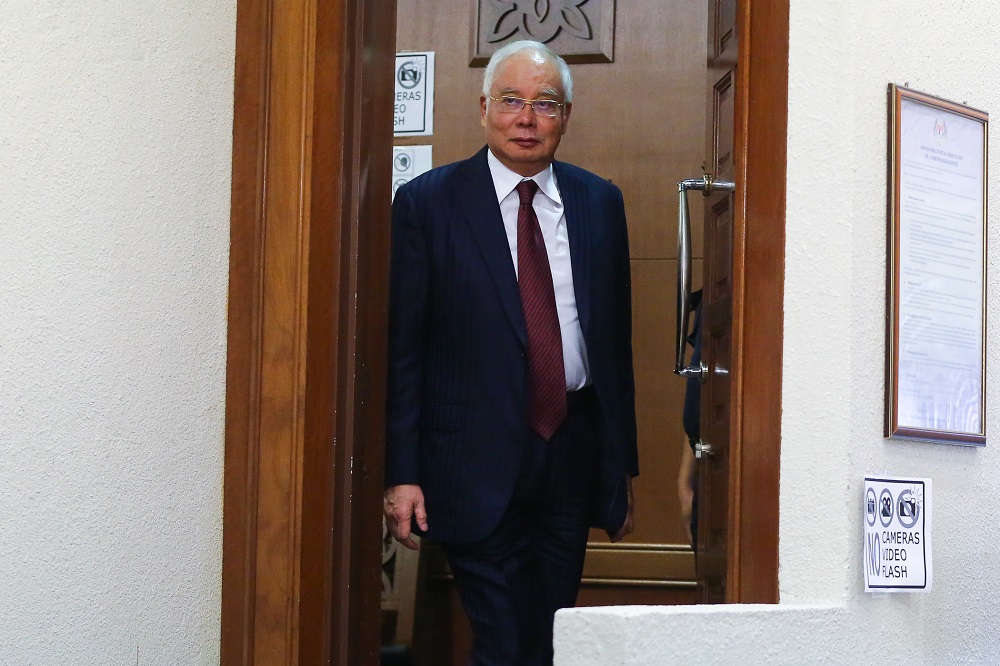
left=494, top=96, right=561, bottom=116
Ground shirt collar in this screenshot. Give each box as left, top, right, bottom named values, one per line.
left=487, top=148, right=561, bottom=206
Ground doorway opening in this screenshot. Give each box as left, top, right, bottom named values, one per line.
left=221, top=0, right=786, bottom=662
left=388, top=0, right=786, bottom=659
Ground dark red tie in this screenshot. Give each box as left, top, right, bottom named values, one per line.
left=516, top=180, right=567, bottom=440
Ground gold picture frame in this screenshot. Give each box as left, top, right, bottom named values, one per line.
left=886, top=84, right=988, bottom=445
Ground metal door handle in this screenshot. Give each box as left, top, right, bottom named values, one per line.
left=674, top=174, right=735, bottom=381
left=694, top=440, right=713, bottom=460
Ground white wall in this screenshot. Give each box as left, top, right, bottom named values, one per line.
left=0, top=1, right=234, bottom=663
left=557, top=1, right=1000, bottom=663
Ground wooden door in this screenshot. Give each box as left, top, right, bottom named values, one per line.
left=697, top=0, right=738, bottom=603
left=694, top=0, right=788, bottom=604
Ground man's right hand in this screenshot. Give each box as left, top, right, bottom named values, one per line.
left=383, top=484, right=428, bottom=551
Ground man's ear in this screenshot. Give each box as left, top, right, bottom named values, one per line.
left=480, top=95, right=488, bottom=128
left=560, top=101, right=572, bottom=134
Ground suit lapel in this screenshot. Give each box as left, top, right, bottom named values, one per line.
left=456, top=148, right=528, bottom=346
left=555, top=161, right=592, bottom=339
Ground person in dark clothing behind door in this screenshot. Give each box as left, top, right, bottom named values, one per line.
left=678, top=289, right=702, bottom=549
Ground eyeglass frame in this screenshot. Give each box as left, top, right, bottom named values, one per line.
left=487, top=94, right=567, bottom=117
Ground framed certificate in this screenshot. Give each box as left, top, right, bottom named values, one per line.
left=886, top=85, right=988, bottom=445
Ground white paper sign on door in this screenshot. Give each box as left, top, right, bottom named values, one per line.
left=394, top=52, right=434, bottom=137
left=391, top=145, right=432, bottom=200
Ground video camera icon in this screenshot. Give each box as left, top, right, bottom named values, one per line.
left=865, top=487, right=877, bottom=527
left=879, top=488, right=894, bottom=527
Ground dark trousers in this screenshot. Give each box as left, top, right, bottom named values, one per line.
left=442, top=388, right=599, bottom=666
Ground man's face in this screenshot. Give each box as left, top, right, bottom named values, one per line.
left=480, top=52, right=572, bottom=177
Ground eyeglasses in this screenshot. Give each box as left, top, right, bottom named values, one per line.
left=488, top=95, right=565, bottom=117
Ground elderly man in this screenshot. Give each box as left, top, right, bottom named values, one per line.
left=384, top=39, right=637, bottom=665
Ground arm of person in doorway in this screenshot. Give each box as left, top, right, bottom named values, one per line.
left=677, top=289, right=702, bottom=547
left=383, top=174, right=432, bottom=551
left=677, top=442, right=696, bottom=545
left=610, top=476, right=636, bottom=543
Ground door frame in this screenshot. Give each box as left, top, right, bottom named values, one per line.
left=220, top=0, right=396, bottom=662
left=220, top=0, right=786, bottom=661
left=726, top=0, right=787, bottom=603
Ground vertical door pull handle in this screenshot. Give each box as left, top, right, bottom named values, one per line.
left=674, top=174, right=735, bottom=381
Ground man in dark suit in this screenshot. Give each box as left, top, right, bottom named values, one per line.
left=383, top=39, right=637, bottom=666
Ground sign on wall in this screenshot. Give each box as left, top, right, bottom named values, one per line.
left=864, top=476, right=932, bottom=593
left=885, top=85, right=987, bottom=445
left=394, top=52, right=435, bottom=136
left=391, top=145, right=432, bottom=200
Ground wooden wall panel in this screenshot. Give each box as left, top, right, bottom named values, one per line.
left=557, top=2, right=707, bottom=262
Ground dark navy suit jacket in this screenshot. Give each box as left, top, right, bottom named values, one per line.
left=385, top=146, right=637, bottom=543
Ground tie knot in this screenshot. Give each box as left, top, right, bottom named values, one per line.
left=516, top=179, right=539, bottom=206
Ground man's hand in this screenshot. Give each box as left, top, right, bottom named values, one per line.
left=610, top=476, right=635, bottom=543
left=383, top=484, right=428, bottom=551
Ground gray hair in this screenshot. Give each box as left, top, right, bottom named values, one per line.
left=482, top=40, right=573, bottom=102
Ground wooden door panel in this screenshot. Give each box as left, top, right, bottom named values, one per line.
left=708, top=197, right=733, bottom=301
left=697, top=0, right=737, bottom=603
left=712, top=73, right=736, bottom=175
left=394, top=1, right=483, bottom=166
left=714, top=0, right=738, bottom=58
left=706, top=324, right=731, bottom=427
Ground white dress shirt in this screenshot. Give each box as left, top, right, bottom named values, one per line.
left=486, top=149, right=590, bottom=391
